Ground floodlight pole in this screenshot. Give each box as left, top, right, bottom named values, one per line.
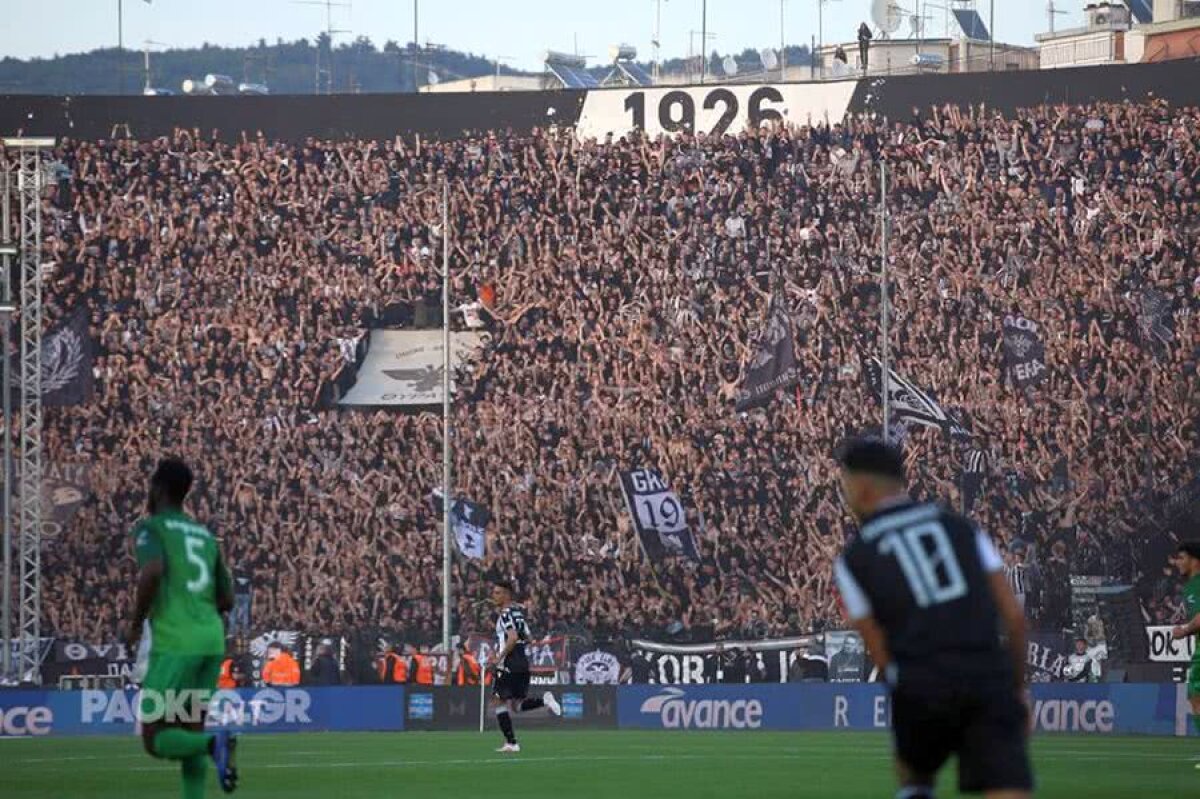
left=117, top=0, right=125, bottom=95
left=701, top=0, right=708, bottom=83
left=441, top=180, right=452, bottom=653
left=880, top=160, right=890, bottom=441
left=780, top=0, right=787, bottom=80
left=989, top=0, right=995, bottom=71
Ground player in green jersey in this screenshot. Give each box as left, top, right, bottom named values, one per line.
left=1171, top=541, right=1200, bottom=759
left=125, top=459, right=239, bottom=795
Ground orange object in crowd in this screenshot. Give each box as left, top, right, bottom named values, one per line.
left=479, top=283, right=496, bottom=309
left=412, top=652, right=435, bottom=685
left=378, top=651, right=408, bottom=684
left=454, top=652, right=482, bottom=686
left=262, top=650, right=301, bottom=687
left=218, top=658, right=237, bottom=690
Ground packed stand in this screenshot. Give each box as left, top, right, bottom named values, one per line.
left=17, top=97, right=1200, bottom=646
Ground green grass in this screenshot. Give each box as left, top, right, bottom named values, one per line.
left=3, top=731, right=1196, bottom=798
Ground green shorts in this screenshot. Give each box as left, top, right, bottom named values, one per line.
left=139, top=652, right=223, bottom=724
left=1189, top=659, right=1200, bottom=699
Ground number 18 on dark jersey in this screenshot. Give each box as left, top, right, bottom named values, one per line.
left=834, top=501, right=1009, bottom=681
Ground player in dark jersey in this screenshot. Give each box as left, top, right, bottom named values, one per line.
left=832, top=439, right=1032, bottom=799
left=487, top=579, right=562, bottom=752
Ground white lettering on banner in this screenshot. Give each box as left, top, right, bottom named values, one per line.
left=1014, top=361, right=1047, bottom=382
left=576, top=83, right=859, bottom=141
left=0, top=706, right=53, bottom=736
left=1146, top=626, right=1197, bottom=663
left=653, top=654, right=707, bottom=684
left=833, top=696, right=848, bottom=727
left=873, top=695, right=889, bottom=728
left=640, top=688, right=764, bottom=730
left=78, top=690, right=314, bottom=727
left=1033, top=700, right=1115, bottom=733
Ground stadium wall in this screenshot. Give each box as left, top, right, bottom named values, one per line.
left=2, top=60, right=1199, bottom=142
left=1, top=683, right=1193, bottom=737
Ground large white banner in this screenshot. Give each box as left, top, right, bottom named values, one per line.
left=576, top=82, right=859, bottom=141
left=1145, top=625, right=1197, bottom=663
left=339, top=330, right=488, bottom=406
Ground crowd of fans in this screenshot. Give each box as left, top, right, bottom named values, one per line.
left=14, top=95, right=1199, bottom=646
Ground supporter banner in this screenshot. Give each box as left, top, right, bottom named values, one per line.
left=574, top=649, right=624, bottom=685
left=3, top=308, right=93, bottom=407
left=1028, top=631, right=1071, bottom=683
left=466, top=634, right=569, bottom=683
left=452, top=497, right=490, bottom=560
left=404, top=686, right=616, bottom=731
left=863, top=357, right=971, bottom=439
left=617, top=468, right=700, bottom=562
left=735, top=294, right=801, bottom=411
left=824, top=631, right=867, bottom=683
left=1146, top=625, right=1197, bottom=663
left=576, top=82, right=857, bottom=140
left=0, top=686, right=405, bottom=737
left=628, top=637, right=816, bottom=684
left=339, top=330, right=488, bottom=406
left=1139, top=288, right=1174, bottom=351
left=36, top=309, right=95, bottom=407
left=1002, top=315, right=1048, bottom=389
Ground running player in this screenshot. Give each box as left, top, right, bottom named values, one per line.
left=125, top=458, right=239, bottom=796
left=488, top=579, right=562, bottom=752
left=1170, top=541, right=1200, bottom=759
left=832, top=439, right=1033, bottom=799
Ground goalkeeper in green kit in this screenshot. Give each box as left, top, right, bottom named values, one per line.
left=1173, top=541, right=1200, bottom=764
left=125, top=458, right=239, bottom=795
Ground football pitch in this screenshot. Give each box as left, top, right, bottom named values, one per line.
left=4, top=731, right=1195, bottom=798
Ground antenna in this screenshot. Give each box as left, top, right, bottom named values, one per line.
left=1046, top=0, right=1068, bottom=34
left=871, top=0, right=904, bottom=35
left=291, top=0, right=352, bottom=94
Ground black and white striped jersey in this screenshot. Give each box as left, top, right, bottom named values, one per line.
left=494, top=604, right=532, bottom=672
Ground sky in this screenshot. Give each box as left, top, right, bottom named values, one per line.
left=2, top=0, right=1082, bottom=71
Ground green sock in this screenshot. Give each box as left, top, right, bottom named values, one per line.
left=153, top=728, right=212, bottom=760
left=181, top=754, right=208, bottom=799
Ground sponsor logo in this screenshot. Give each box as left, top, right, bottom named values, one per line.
left=0, top=705, right=54, bottom=736
left=562, top=692, right=584, bottom=720
left=575, top=650, right=620, bottom=685
left=1032, top=699, right=1114, bottom=733
left=79, top=689, right=313, bottom=727
left=639, top=687, right=763, bottom=730
left=408, top=693, right=434, bottom=720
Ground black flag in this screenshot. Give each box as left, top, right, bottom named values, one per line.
left=735, top=295, right=800, bottom=411
left=1138, top=288, right=1174, bottom=353
left=10, top=309, right=95, bottom=407
left=617, top=468, right=700, bottom=562
left=1002, top=315, right=1048, bottom=389
left=863, top=357, right=971, bottom=440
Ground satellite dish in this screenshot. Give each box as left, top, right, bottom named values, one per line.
left=760, top=48, right=779, bottom=71
left=722, top=55, right=739, bottom=76
left=427, top=70, right=440, bottom=85
left=871, top=0, right=903, bottom=34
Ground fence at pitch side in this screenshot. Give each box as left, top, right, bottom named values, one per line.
left=2, top=683, right=1194, bottom=737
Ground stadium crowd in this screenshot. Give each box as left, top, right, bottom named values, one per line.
left=16, top=95, right=1200, bottom=646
